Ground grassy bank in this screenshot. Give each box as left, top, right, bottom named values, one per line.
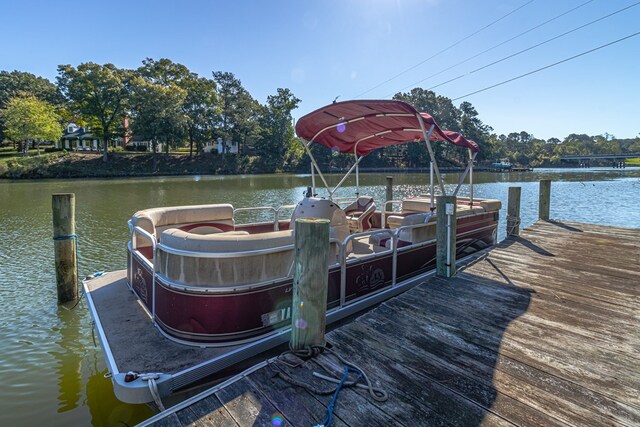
left=0, top=151, right=265, bottom=179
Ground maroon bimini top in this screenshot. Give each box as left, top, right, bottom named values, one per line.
left=295, top=99, right=479, bottom=157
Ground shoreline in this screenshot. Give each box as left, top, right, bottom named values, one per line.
left=1, top=151, right=635, bottom=180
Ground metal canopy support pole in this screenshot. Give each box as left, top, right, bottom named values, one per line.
left=469, top=149, right=475, bottom=205
left=310, top=162, right=316, bottom=195
left=430, top=162, right=435, bottom=211
left=354, top=145, right=360, bottom=197
left=417, top=115, right=445, bottom=195
left=452, top=151, right=478, bottom=198
left=302, top=140, right=331, bottom=194
left=330, top=156, right=363, bottom=197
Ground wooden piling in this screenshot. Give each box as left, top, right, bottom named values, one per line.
left=436, top=195, right=457, bottom=278
left=385, top=176, right=393, bottom=212
left=52, top=193, right=78, bottom=304
left=539, top=179, right=551, bottom=221
left=507, top=187, right=521, bottom=237
left=290, top=218, right=330, bottom=350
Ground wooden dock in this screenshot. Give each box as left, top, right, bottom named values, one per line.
left=140, top=220, right=639, bottom=427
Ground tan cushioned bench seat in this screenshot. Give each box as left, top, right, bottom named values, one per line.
left=131, top=204, right=235, bottom=236
left=157, top=229, right=294, bottom=287
left=160, top=229, right=293, bottom=253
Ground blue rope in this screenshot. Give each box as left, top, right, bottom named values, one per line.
left=53, top=233, right=78, bottom=241
left=316, top=366, right=362, bottom=427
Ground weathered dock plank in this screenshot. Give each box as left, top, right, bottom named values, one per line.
left=141, top=221, right=640, bottom=427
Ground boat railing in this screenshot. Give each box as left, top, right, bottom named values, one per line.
left=128, top=214, right=437, bottom=324
left=339, top=229, right=395, bottom=308
left=233, top=206, right=279, bottom=230
left=128, top=221, right=158, bottom=320
left=149, top=237, right=343, bottom=293
left=275, top=204, right=297, bottom=228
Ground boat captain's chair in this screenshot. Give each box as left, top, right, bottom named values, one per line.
left=344, top=197, right=376, bottom=233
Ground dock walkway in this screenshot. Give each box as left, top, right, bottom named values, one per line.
left=142, top=220, right=640, bottom=427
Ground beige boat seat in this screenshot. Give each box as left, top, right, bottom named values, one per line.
left=386, top=198, right=498, bottom=230
left=157, top=228, right=340, bottom=287
left=131, top=204, right=235, bottom=246
left=344, top=197, right=376, bottom=233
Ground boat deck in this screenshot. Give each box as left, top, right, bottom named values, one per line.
left=86, top=271, right=245, bottom=375
left=140, top=220, right=640, bottom=426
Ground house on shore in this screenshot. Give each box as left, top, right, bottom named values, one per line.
left=202, top=137, right=238, bottom=154
left=56, top=123, right=101, bottom=151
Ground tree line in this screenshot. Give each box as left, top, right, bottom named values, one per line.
left=1, top=63, right=638, bottom=173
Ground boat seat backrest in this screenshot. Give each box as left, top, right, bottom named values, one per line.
left=402, top=198, right=501, bottom=214
left=397, top=213, right=436, bottom=244
left=131, top=204, right=235, bottom=241
left=160, top=228, right=293, bottom=253
left=344, top=197, right=375, bottom=215
left=156, top=228, right=339, bottom=287
left=344, top=197, right=376, bottom=232
left=401, top=198, right=434, bottom=213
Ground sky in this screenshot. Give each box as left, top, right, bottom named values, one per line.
left=1, top=0, right=639, bottom=140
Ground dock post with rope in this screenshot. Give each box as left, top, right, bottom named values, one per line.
left=52, top=193, right=78, bottom=304
left=507, top=186, right=521, bottom=237
left=290, top=218, right=330, bottom=351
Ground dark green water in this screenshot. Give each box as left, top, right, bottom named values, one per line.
left=0, top=168, right=638, bottom=426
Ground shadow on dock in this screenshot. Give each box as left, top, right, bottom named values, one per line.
left=154, top=274, right=533, bottom=426
left=144, top=220, right=640, bottom=426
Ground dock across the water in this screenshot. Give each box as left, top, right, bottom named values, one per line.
left=140, top=220, right=639, bottom=427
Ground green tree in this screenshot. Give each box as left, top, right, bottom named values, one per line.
left=255, top=88, right=300, bottom=171
left=129, top=75, right=187, bottom=169
left=0, top=70, right=63, bottom=144
left=393, top=88, right=462, bottom=166
left=458, top=101, right=493, bottom=162
left=56, top=63, right=131, bottom=162
left=1, top=95, right=62, bottom=155
left=139, top=59, right=219, bottom=157
left=212, top=71, right=260, bottom=162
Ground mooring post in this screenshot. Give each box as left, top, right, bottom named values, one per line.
left=507, top=187, right=522, bottom=237
left=290, top=218, right=330, bottom=350
left=436, top=195, right=457, bottom=278
left=52, top=193, right=78, bottom=304
left=385, top=176, right=393, bottom=212
left=539, top=179, right=551, bottom=221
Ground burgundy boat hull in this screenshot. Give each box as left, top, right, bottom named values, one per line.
left=128, top=212, right=497, bottom=344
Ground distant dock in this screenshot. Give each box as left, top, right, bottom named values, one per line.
left=140, top=220, right=639, bottom=427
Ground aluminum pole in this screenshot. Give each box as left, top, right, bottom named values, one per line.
left=430, top=162, right=435, bottom=211
left=417, top=115, right=445, bottom=195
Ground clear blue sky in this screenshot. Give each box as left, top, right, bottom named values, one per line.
left=1, top=0, right=639, bottom=140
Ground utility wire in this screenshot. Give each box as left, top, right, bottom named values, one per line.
left=353, top=0, right=536, bottom=98
left=450, top=30, right=640, bottom=101
left=391, top=0, right=597, bottom=94
left=421, top=0, right=640, bottom=93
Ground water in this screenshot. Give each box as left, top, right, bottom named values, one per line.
left=0, top=168, right=638, bottom=426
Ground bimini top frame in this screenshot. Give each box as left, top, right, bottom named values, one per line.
left=295, top=99, right=479, bottom=201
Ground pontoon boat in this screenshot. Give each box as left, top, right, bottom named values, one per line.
left=86, top=99, right=501, bottom=404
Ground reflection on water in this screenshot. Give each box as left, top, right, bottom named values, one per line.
left=0, top=167, right=638, bottom=426
left=53, top=307, right=82, bottom=413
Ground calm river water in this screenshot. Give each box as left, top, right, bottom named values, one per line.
left=0, top=168, right=639, bottom=426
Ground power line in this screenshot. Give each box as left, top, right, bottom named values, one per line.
left=423, top=0, right=640, bottom=93
left=450, top=30, right=640, bottom=101
left=353, top=0, right=536, bottom=98
left=391, top=0, right=597, bottom=94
